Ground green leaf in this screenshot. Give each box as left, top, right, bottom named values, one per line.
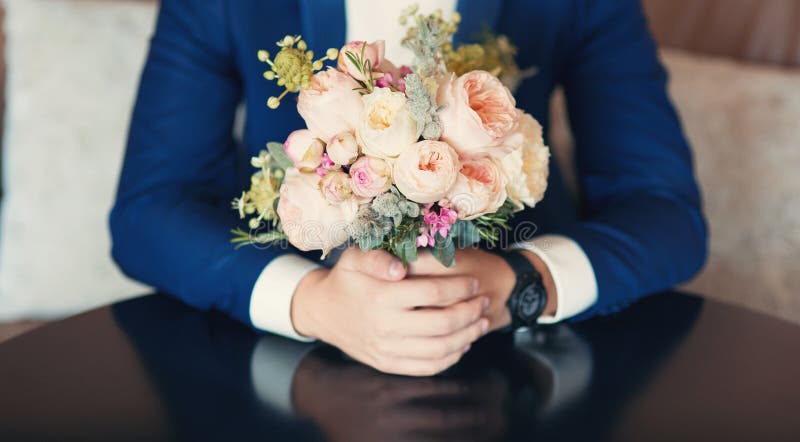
left=266, top=141, right=294, bottom=170
left=357, top=234, right=383, bottom=251
left=398, top=233, right=418, bottom=265
left=344, top=51, right=363, bottom=73
left=453, top=220, right=480, bottom=248
left=431, top=236, right=455, bottom=268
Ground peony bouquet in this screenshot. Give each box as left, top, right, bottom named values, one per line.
left=232, top=6, right=549, bottom=267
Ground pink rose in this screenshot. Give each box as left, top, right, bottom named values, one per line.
left=277, top=168, right=358, bottom=256
left=437, top=70, right=519, bottom=158
left=326, top=131, right=359, bottom=166
left=393, top=140, right=460, bottom=204
left=338, top=40, right=385, bottom=82
left=349, top=156, right=392, bottom=198
left=284, top=129, right=324, bottom=171
left=319, top=170, right=354, bottom=204
left=445, top=157, right=508, bottom=220
left=298, top=68, right=364, bottom=141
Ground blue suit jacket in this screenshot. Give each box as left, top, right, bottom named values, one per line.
left=110, top=0, right=707, bottom=328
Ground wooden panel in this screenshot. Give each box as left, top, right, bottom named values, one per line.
left=643, top=0, right=800, bottom=67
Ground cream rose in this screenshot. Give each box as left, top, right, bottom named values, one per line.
left=337, top=40, right=385, bottom=82
left=284, top=129, right=324, bottom=171
left=277, top=168, right=358, bottom=255
left=319, top=170, right=354, bottom=204
left=298, top=68, right=364, bottom=141
left=500, top=112, right=550, bottom=209
left=393, top=140, right=460, bottom=204
left=349, top=156, right=391, bottom=198
left=445, top=157, right=507, bottom=220
left=357, top=87, right=418, bottom=160
left=326, top=131, right=359, bottom=166
left=437, top=70, right=519, bottom=158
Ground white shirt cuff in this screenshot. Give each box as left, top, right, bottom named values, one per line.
left=250, top=254, right=322, bottom=341
left=512, top=234, right=598, bottom=323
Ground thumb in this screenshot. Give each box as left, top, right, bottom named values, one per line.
left=338, top=248, right=407, bottom=281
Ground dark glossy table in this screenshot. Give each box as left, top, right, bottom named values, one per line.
left=1, top=292, right=799, bottom=442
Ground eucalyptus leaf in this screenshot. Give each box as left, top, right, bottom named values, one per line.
left=431, top=236, right=456, bottom=268
left=266, top=141, right=294, bottom=170
left=453, top=220, right=481, bottom=248
left=399, top=233, right=418, bottom=265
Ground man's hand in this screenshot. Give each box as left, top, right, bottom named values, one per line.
left=291, top=248, right=491, bottom=376
left=408, top=248, right=558, bottom=332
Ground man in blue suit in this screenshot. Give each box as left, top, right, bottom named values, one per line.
left=111, top=0, right=707, bottom=376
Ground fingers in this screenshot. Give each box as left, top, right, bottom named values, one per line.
left=402, top=296, right=490, bottom=337
left=407, top=250, right=454, bottom=276
left=339, top=247, right=407, bottom=281
left=388, top=275, right=480, bottom=308
left=389, top=318, right=488, bottom=360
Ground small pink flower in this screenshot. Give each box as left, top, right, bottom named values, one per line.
left=375, top=60, right=413, bottom=92
left=375, top=72, right=394, bottom=89
left=315, top=153, right=337, bottom=177
left=416, top=205, right=460, bottom=248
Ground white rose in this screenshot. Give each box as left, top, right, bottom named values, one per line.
left=393, top=140, right=460, bottom=204
left=326, top=131, right=359, bottom=166
left=499, top=112, right=550, bottom=209
left=357, top=87, right=418, bottom=160
left=445, top=157, right=507, bottom=220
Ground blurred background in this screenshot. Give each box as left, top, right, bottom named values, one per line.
left=0, top=0, right=798, bottom=341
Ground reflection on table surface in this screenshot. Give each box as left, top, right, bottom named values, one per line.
left=1, top=292, right=800, bottom=441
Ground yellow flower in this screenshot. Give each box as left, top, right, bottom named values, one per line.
left=256, top=35, right=339, bottom=109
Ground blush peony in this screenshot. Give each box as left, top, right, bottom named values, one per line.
left=437, top=70, right=519, bottom=158
left=499, top=111, right=550, bottom=209
left=357, top=87, right=418, bottom=160
left=277, top=168, right=358, bottom=256
left=393, top=140, right=460, bottom=204
left=284, top=129, right=324, bottom=171
left=445, top=157, right=508, bottom=220
left=298, top=68, right=364, bottom=141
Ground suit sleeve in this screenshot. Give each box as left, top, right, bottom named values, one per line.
left=110, top=0, right=288, bottom=327
left=556, top=0, right=708, bottom=319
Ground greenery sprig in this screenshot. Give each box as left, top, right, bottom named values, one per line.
left=343, top=42, right=376, bottom=93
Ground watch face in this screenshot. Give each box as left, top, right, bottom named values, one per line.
left=517, top=284, right=544, bottom=322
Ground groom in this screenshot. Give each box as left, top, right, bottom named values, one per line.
left=111, top=0, right=706, bottom=376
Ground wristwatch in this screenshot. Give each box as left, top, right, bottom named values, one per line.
left=498, top=250, right=548, bottom=331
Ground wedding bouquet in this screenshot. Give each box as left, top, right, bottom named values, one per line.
left=232, top=6, right=549, bottom=267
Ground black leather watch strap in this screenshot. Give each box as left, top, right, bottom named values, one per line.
left=500, top=250, right=547, bottom=330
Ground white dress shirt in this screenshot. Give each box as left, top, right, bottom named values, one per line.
left=249, top=0, right=598, bottom=340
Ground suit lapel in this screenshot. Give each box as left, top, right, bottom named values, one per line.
left=454, top=0, right=503, bottom=45
left=299, top=0, right=346, bottom=52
